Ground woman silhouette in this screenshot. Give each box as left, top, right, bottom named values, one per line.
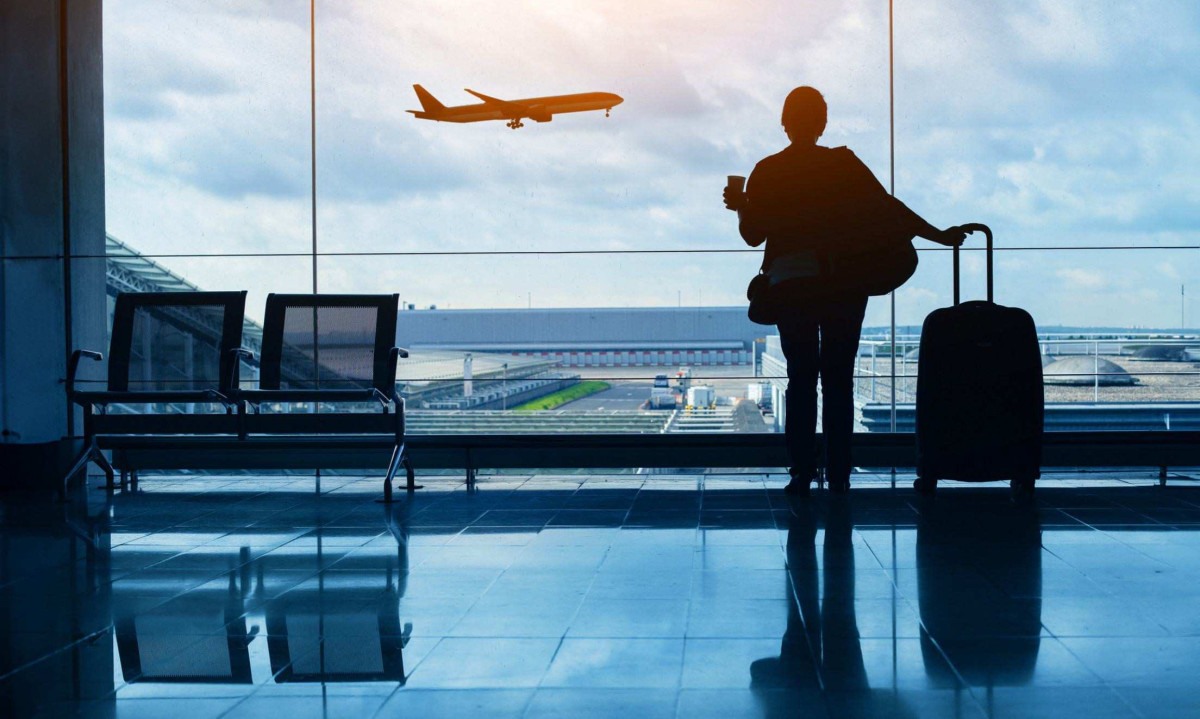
left=725, top=86, right=965, bottom=495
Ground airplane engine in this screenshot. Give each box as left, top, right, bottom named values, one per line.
left=529, top=107, right=553, bottom=123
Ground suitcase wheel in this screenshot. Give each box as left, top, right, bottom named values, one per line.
left=1010, top=477, right=1036, bottom=502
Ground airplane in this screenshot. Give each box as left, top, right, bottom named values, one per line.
left=408, top=85, right=623, bottom=129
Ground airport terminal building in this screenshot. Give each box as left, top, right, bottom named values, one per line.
left=395, top=307, right=764, bottom=367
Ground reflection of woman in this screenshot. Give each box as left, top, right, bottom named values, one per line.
left=752, top=499, right=865, bottom=702
left=724, top=87, right=966, bottom=495
left=752, top=499, right=915, bottom=718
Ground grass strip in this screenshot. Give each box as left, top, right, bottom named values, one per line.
left=512, top=381, right=612, bottom=411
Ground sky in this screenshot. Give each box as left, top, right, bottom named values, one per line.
left=102, top=0, right=1200, bottom=329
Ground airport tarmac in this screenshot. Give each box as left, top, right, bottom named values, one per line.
left=565, top=366, right=766, bottom=410
left=564, top=383, right=652, bottom=411
left=573, top=365, right=755, bottom=382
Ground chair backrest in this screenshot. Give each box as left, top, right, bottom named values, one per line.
left=258, top=294, right=399, bottom=394
left=107, top=291, right=247, bottom=393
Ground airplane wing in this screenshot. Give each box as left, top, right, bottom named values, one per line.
left=464, top=89, right=531, bottom=115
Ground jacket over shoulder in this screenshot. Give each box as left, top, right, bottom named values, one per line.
left=745, top=145, right=925, bottom=270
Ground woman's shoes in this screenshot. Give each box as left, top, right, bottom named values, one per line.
left=783, top=478, right=812, bottom=497
left=787, top=470, right=854, bottom=496
left=783, top=475, right=851, bottom=496
left=784, top=468, right=814, bottom=497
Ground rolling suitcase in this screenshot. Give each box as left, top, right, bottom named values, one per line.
left=914, top=224, right=1043, bottom=494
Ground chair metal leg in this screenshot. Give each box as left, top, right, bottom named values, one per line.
left=63, top=441, right=119, bottom=492
left=401, top=455, right=422, bottom=492
left=63, top=446, right=92, bottom=488
left=93, top=475, right=121, bottom=491
left=60, top=444, right=95, bottom=502
left=377, top=444, right=404, bottom=504
left=94, top=450, right=117, bottom=490
left=465, top=449, right=477, bottom=491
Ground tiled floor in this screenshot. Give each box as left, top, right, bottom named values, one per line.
left=4, top=471, right=1200, bottom=718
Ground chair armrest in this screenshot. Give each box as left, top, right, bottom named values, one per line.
left=67, top=350, right=103, bottom=399
left=370, top=387, right=393, bottom=408
left=385, top=348, right=408, bottom=403
left=204, top=389, right=232, bottom=406
left=228, top=347, right=255, bottom=388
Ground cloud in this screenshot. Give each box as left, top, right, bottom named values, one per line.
left=101, top=0, right=1200, bottom=327
left=1158, top=262, right=1182, bottom=281
left=1056, top=268, right=1107, bottom=290
left=899, top=287, right=938, bottom=303
left=104, top=36, right=238, bottom=120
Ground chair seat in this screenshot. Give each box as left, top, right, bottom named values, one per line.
left=240, top=389, right=389, bottom=404
left=73, top=390, right=230, bottom=406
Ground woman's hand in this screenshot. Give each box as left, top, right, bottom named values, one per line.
left=933, top=226, right=968, bottom=247
left=723, top=187, right=747, bottom=212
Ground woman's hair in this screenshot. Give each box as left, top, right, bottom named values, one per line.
left=781, top=86, right=827, bottom=140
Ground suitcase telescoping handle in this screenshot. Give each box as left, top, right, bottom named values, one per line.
left=952, top=223, right=993, bottom=306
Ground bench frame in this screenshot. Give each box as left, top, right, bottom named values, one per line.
left=100, top=430, right=1200, bottom=491
left=67, top=291, right=419, bottom=501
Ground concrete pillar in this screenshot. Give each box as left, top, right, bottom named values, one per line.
left=0, top=0, right=107, bottom=478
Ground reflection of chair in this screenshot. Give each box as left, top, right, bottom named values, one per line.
left=266, top=570, right=410, bottom=683
left=385, top=502, right=411, bottom=599
left=65, top=291, right=247, bottom=493
left=917, top=496, right=1043, bottom=688
left=115, top=573, right=253, bottom=684
left=267, top=505, right=412, bottom=683
left=266, top=581, right=409, bottom=683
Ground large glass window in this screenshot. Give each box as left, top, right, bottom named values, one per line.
left=104, top=1, right=315, bottom=310
left=893, top=0, right=1200, bottom=432
left=102, top=1, right=1200, bottom=441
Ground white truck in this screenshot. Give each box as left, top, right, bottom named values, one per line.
left=747, top=382, right=771, bottom=408
left=674, top=367, right=693, bottom=393
left=686, top=385, right=715, bottom=409
left=649, top=386, right=677, bottom=409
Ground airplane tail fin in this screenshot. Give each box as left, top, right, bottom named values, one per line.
left=413, top=84, right=446, bottom=113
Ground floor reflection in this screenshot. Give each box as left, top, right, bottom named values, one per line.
left=111, top=504, right=414, bottom=688
left=3, top=475, right=1200, bottom=719
left=752, top=494, right=1043, bottom=718
left=753, top=498, right=917, bottom=718
left=116, top=571, right=255, bottom=684
left=264, top=567, right=409, bottom=684
left=917, top=495, right=1043, bottom=691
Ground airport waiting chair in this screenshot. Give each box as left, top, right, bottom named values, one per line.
left=65, top=291, right=248, bottom=493
left=237, top=293, right=417, bottom=499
